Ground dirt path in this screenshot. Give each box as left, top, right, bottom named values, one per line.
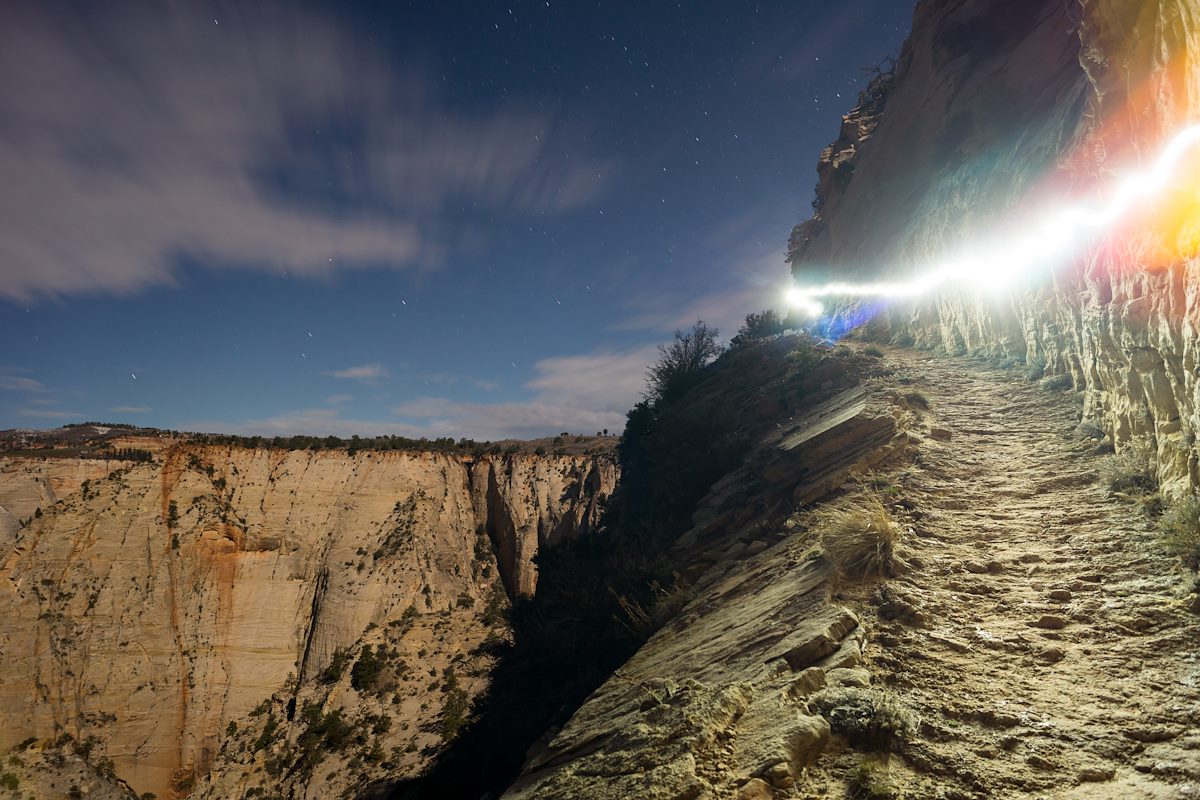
left=862, top=348, right=1200, bottom=799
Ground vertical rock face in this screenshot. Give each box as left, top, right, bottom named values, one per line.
left=0, top=446, right=614, bottom=798
left=0, top=457, right=128, bottom=546
left=789, top=0, right=1200, bottom=495
left=468, top=455, right=614, bottom=597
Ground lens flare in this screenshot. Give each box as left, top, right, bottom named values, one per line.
left=785, top=122, right=1200, bottom=316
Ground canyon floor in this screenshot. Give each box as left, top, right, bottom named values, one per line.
left=842, top=348, right=1200, bottom=799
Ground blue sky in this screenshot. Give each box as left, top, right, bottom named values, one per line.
left=0, top=1, right=912, bottom=439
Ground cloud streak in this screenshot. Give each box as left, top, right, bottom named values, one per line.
left=194, top=346, right=657, bottom=440
left=323, top=364, right=388, bottom=381
left=0, top=2, right=612, bottom=301
left=0, top=376, right=47, bottom=393
left=14, top=408, right=86, bottom=420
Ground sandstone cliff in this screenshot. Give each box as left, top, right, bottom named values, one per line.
left=0, top=445, right=614, bottom=799
left=789, top=0, right=1200, bottom=498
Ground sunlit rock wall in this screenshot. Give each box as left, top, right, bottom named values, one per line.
left=790, top=0, right=1200, bottom=496
left=0, top=446, right=614, bottom=798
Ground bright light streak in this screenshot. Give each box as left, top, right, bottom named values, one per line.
left=786, top=122, right=1200, bottom=315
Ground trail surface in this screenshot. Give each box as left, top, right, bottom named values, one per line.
left=867, top=348, right=1200, bottom=799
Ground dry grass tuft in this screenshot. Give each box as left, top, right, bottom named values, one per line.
left=819, top=498, right=904, bottom=579
left=847, top=759, right=902, bottom=799
left=1159, top=495, right=1200, bottom=571
left=1098, top=445, right=1156, bottom=495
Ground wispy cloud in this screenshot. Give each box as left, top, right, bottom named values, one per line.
left=324, top=394, right=353, bottom=405
left=417, top=373, right=500, bottom=392
left=0, top=376, right=47, bottom=392
left=526, top=347, right=658, bottom=411
left=0, top=3, right=612, bottom=301
left=109, top=405, right=151, bottom=414
left=390, top=346, right=657, bottom=438
left=15, top=408, right=85, bottom=420
left=193, top=345, right=656, bottom=440
left=323, top=364, right=388, bottom=381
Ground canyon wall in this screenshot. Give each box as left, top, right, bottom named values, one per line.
left=789, top=0, right=1200, bottom=497
left=0, top=445, right=614, bottom=798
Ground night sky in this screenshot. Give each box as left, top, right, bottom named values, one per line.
left=1, top=1, right=912, bottom=440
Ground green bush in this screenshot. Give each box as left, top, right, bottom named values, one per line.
left=730, top=309, right=786, bottom=348
left=350, top=644, right=380, bottom=692
left=441, top=687, right=469, bottom=741
left=319, top=648, right=351, bottom=684
left=646, top=320, right=723, bottom=404
left=288, top=704, right=355, bottom=777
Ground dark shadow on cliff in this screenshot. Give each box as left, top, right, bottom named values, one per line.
left=378, top=326, right=863, bottom=800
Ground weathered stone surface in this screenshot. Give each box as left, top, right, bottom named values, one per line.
left=826, top=667, right=872, bottom=689
left=679, top=386, right=905, bottom=554
left=777, top=609, right=860, bottom=671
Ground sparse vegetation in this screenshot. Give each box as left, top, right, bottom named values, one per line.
left=1041, top=373, right=1072, bottom=391
left=319, top=648, right=351, bottom=684
left=1158, top=495, right=1200, bottom=570
left=730, top=309, right=786, bottom=348
left=350, top=644, right=381, bottom=692
left=819, top=498, right=904, bottom=579
left=847, top=759, right=901, bottom=799
left=285, top=703, right=355, bottom=777
left=645, top=320, right=724, bottom=404
left=179, top=430, right=611, bottom=458
left=863, top=344, right=886, bottom=358
left=1099, top=446, right=1156, bottom=495
left=809, top=688, right=917, bottom=751
left=615, top=578, right=693, bottom=637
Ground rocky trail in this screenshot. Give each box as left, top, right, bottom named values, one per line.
left=855, top=348, right=1200, bottom=799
